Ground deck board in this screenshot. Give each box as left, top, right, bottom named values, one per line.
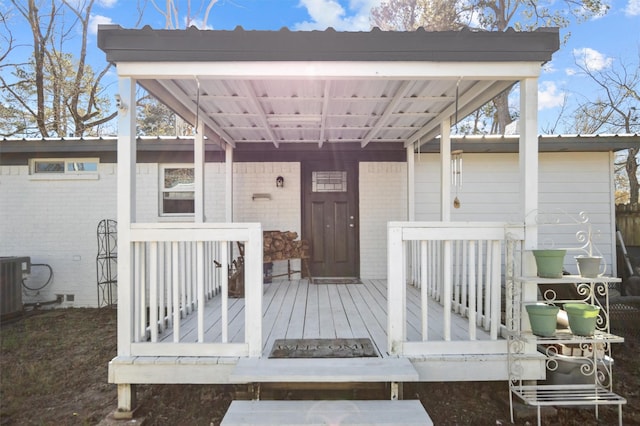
left=156, top=279, right=492, bottom=357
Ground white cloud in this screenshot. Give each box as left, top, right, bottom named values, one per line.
left=64, top=0, right=116, bottom=10
left=97, top=0, right=118, bottom=7
left=538, top=81, right=566, bottom=110
left=293, top=0, right=384, bottom=31
left=573, top=47, right=613, bottom=72
left=89, top=14, right=114, bottom=35
left=625, top=0, right=640, bottom=16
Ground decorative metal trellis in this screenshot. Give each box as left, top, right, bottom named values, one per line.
left=96, top=219, right=117, bottom=308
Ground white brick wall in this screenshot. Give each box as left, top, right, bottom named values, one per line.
left=0, top=152, right=616, bottom=306
left=0, top=164, right=117, bottom=307
left=359, top=162, right=408, bottom=279
left=233, top=162, right=301, bottom=276
left=0, top=161, right=300, bottom=306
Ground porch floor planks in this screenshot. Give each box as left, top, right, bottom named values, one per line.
left=262, top=280, right=301, bottom=356
left=156, top=279, right=493, bottom=355
left=343, top=281, right=389, bottom=356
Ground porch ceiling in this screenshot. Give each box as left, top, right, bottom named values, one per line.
left=98, top=26, right=560, bottom=151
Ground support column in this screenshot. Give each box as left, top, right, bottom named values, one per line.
left=440, top=121, right=452, bottom=221
left=407, top=145, right=415, bottom=221
left=520, top=78, right=540, bottom=322
left=115, top=76, right=137, bottom=415
left=116, top=77, right=136, bottom=355
left=194, top=121, right=205, bottom=223
left=225, top=144, right=233, bottom=222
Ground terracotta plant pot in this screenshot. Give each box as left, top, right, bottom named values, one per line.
left=564, top=303, right=600, bottom=336
left=525, top=303, right=560, bottom=337
left=533, top=249, right=566, bottom=278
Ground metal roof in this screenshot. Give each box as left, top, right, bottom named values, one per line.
left=419, top=134, right=640, bottom=153
left=97, top=26, right=560, bottom=150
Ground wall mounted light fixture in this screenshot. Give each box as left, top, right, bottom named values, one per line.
left=276, top=176, right=284, bottom=188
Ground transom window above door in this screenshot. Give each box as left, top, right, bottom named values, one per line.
left=312, top=171, right=347, bottom=193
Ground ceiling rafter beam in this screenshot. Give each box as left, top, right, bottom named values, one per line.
left=404, top=80, right=496, bottom=148
left=318, top=80, right=332, bottom=148
left=414, top=80, right=517, bottom=146
left=238, top=80, right=280, bottom=148
left=361, top=80, right=413, bottom=148
left=159, top=79, right=236, bottom=148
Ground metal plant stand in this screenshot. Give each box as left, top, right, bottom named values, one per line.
left=96, top=219, right=117, bottom=307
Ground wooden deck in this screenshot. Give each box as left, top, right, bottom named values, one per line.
left=159, top=278, right=494, bottom=358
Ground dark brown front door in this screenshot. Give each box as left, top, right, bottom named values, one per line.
left=302, top=161, right=359, bottom=278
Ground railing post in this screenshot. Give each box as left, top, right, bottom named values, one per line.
left=245, top=224, right=263, bottom=357
left=388, top=224, right=405, bottom=355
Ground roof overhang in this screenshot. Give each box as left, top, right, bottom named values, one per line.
left=97, top=26, right=560, bottom=150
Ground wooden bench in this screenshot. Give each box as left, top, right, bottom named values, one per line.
left=221, top=400, right=433, bottom=425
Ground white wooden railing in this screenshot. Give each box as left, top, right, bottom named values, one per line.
left=387, top=222, right=525, bottom=356
left=120, top=223, right=263, bottom=358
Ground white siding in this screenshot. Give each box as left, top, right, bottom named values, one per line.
left=414, top=152, right=616, bottom=275
left=359, top=162, right=408, bottom=279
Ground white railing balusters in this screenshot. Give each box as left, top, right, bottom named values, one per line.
left=164, top=242, right=172, bottom=330
left=454, top=240, right=461, bottom=314
left=197, top=241, right=205, bottom=343
left=172, top=241, right=180, bottom=342
left=420, top=240, right=428, bottom=340
left=125, top=224, right=262, bottom=358
left=490, top=240, right=501, bottom=339
left=149, top=241, right=159, bottom=342
left=388, top=222, right=524, bottom=356
left=468, top=240, right=477, bottom=340
left=220, top=241, right=229, bottom=343
left=477, top=242, right=484, bottom=327
left=484, top=241, right=492, bottom=331
left=158, top=242, right=166, bottom=333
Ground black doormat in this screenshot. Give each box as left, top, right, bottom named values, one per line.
left=312, top=278, right=362, bottom=284
left=269, top=338, right=378, bottom=358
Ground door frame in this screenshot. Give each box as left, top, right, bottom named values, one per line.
left=301, top=160, right=360, bottom=278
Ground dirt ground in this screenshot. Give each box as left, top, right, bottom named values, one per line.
left=1, top=308, right=638, bottom=425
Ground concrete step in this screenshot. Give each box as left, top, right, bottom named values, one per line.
left=220, top=400, right=433, bottom=425
left=230, top=357, right=419, bottom=383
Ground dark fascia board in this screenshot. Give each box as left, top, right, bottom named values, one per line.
left=0, top=139, right=406, bottom=165
left=3, top=134, right=634, bottom=166
left=417, top=134, right=640, bottom=153
left=97, top=26, right=560, bottom=63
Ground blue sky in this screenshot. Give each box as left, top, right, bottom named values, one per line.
left=6, top=0, right=640, bottom=134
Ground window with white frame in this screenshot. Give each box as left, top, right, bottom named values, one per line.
left=160, top=164, right=195, bottom=216
left=30, top=158, right=99, bottom=176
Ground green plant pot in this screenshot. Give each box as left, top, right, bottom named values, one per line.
left=533, top=249, right=566, bottom=278
left=564, top=303, right=600, bottom=336
left=525, top=303, right=560, bottom=337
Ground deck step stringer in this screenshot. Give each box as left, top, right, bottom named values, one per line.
left=220, top=400, right=433, bottom=426
left=230, top=357, right=419, bottom=383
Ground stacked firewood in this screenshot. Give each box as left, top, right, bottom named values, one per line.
left=263, top=230, right=309, bottom=262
